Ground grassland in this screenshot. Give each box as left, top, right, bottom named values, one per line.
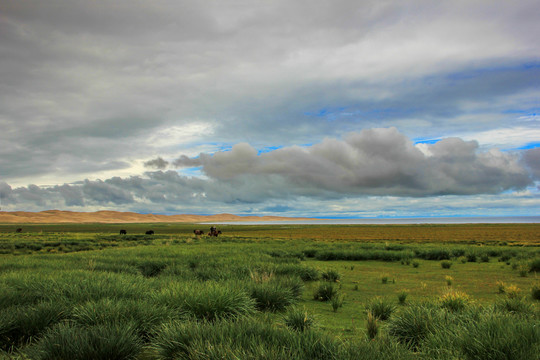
left=0, top=223, right=538, bottom=359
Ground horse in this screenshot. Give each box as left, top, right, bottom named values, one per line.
left=207, top=229, right=221, bottom=237
left=119, top=229, right=127, bottom=235
left=15, top=228, right=22, bottom=233
left=193, top=229, right=204, bottom=235
left=145, top=230, right=154, bottom=235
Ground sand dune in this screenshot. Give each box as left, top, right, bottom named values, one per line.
left=0, top=210, right=314, bottom=224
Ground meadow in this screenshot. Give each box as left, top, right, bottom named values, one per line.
left=0, top=223, right=538, bottom=359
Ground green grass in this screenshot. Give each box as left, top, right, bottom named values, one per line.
left=0, top=223, right=538, bottom=358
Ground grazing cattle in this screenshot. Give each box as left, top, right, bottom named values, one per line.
left=145, top=230, right=154, bottom=235
left=193, top=229, right=204, bottom=235
left=119, top=229, right=127, bottom=235
left=15, top=228, right=22, bottom=233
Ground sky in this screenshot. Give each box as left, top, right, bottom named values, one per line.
left=0, top=0, right=539, bottom=218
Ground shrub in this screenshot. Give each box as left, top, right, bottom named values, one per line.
left=445, top=276, right=453, bottom=286
left=26, top=322, right=143, bottom=360
left=441, top=261, right=452, bottom=269
left=397, top=291, right=408, bottom=305
left=480, top=254, right=490, bottom=263
left=412, top=261, right=420, bottom=268
left=313, top=282, right=337, bottom=301
left=284, top=307, right=315, bottom=332
left=439, top=289, right=471, bottom=312
left=366, top=297, right=395, bottom=321
left=321, top=269, right=340, bottom=282
left=381, top=274, right=389, bottom=284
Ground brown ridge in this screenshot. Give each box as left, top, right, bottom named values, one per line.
left=0, top=210, right=316, bottom=223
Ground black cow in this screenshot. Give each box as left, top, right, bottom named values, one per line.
left=119, top=229, right=127, bottom=235
left=145, top=230, right=154, bottom=235
left=15, top=228, right=22, bottom=233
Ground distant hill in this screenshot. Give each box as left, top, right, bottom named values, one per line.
left=0, top=210, right=315, bottom=223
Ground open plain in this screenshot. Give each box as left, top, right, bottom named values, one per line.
left=0, top=221, right=539, bottom=359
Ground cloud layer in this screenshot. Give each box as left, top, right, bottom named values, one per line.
left=1, top=129, right=537, bottom=217
left=0, top=1, right=538, bottom=217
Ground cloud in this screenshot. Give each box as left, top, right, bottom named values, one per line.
left=1, top=0, right=539, bottom=188
left=522, top=148, right=540, bottom=179
left=144, top=157, right=169, bottom=170
left=174, top=128, right=532, bottom=197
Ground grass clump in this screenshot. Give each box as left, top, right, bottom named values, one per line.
left=494, top=296, right=535, bottom=316
left=366, top=297, right=395, bottom=321
left=250, top=280, right=297, bottom=312
left=0, top=301, right=70, bottom=351
left=441, top=261, right=452, bottom=269
left=532, top=284, right=540, bottom=301
left=397, top=291, right=408, bottom=305
left=454, top=313, right=540, bottom=360
left=445, top=276, right=453, bottom=286
left=529, top=258, right=540, bottom=272
left=331, top=292, right=344, bottom=312
left=137, top=260, right=167, bottom=277
left=152, top=318, right=340, bottom=360
left=154, top=281, right=255, bottom=321
left=439, top=289, right=471, bottom=312
left=26, top=322, right=142, bottom=360
left=71, top=298, right=174, bottom=340
left=518, top=264, right=529, bottom=277
left=366, top=311, right=379, bottom=339
left=387, top=304, right=445, bottom=350
left=313, top=282, right=338, bottom=301
left=284, top=307, right=315, bottom=332
left=412, top=261, right=420, bottom=268
left=496, top=280, right=506, bottom=294
left=321, top=269, right=340, bottom=282
left=505, top=285, right=521, bottom=299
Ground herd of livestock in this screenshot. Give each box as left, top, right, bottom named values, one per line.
left=13, top=227, right=222, bottom=237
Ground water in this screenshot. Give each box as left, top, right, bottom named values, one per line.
left=202, top=216, right=540, bottom=225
